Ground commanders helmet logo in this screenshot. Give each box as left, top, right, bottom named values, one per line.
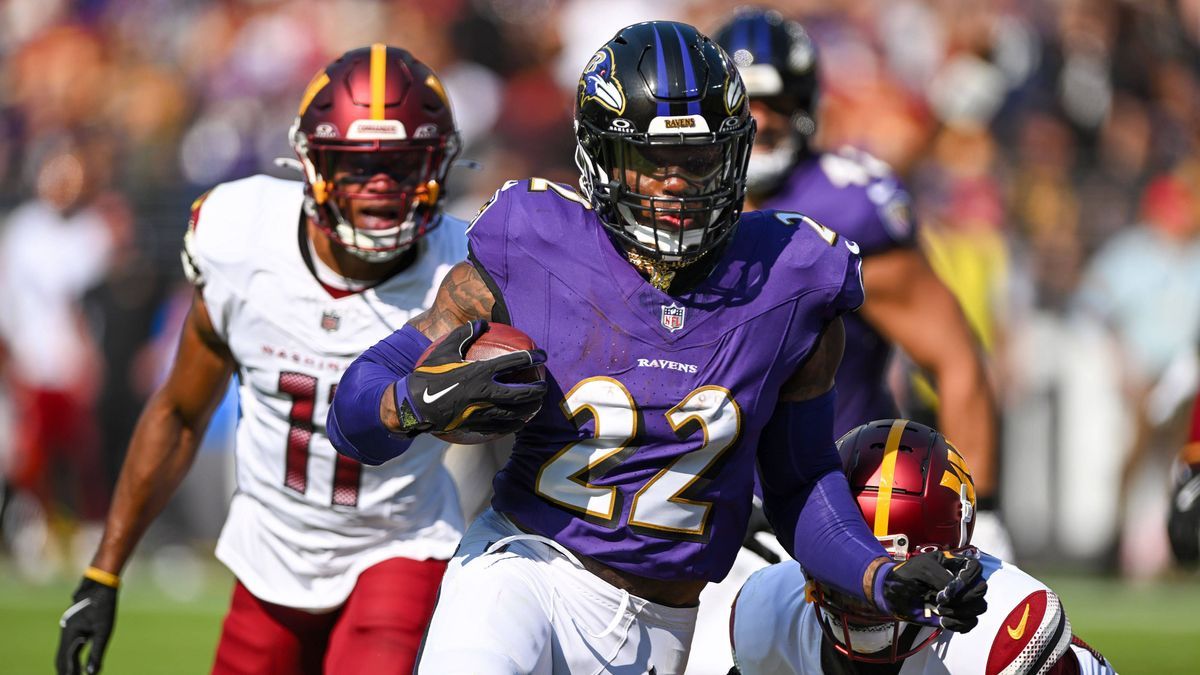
left=580, top=47, right=626, bottom=115
left=939, top=441, right=976, bottom=507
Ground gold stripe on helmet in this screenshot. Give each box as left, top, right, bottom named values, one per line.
left=425, top=72, right=449, bottom=106
left=370, top=43, right=387, bottom=120
left=298, top=72, right=330, bottom=116
left=940, top=440, right=977, bottom=508
left=873, top=419, right=908, bottom=537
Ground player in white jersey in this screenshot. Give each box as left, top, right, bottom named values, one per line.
left=56, top=45, right=467, bottom=675
left=730, top=420, right=1117, bottom=675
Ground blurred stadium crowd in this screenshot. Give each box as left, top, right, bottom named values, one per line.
left=2, top=0, right=1199, bottom=583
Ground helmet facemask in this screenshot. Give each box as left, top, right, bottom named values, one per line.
left=576, top=118, right=754, bottom=264
left=292, top=118, right=461, bottom=263
left=808, top=579, right=944, bottom=664
left=744, top=97, right=815, bottom=194
left=807, top=532, right=945, bottom=664
left=745, top=134, right=798, bottom=194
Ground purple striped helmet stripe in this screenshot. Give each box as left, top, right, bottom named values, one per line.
left=673, top=24, right=701, bottom=115
left=654, top=26, right=670, bottom=117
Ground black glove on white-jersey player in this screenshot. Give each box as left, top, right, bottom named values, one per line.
left=396, top=320, right=547, bottom=437
left=56, top=576, right=118, bottom=674
left=880, top=550, right=988, bottom=632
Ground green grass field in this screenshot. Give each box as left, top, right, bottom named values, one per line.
left=4, top=562, right=1197, bottom=674
left=3, top=562, right=232, bottom=675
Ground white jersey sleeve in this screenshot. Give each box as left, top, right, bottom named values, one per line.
left=731, top=560, right=827, bottom=675
left=731, top=553, right=1077, bottom=675
left=935, top=553, right=1073, bottom=675
left=184, top=175, right=469, bottom=610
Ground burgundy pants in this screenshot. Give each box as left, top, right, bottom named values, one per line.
left=211, top=556, right=448, bottom=675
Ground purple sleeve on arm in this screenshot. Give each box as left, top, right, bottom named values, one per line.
left=327, top=324, right=432, bottom=466
left=757, top=389, right=889, bottom=602
left=790, top=471, right=892, bottom=601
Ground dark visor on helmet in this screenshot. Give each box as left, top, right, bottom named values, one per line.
left=589, top=123, right=753, bottom=259
left=318, top=146, right=438, bottom=188
left=623, top=143, right=726, bottom=184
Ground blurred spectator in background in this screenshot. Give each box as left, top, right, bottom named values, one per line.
left=82, top=193, right=167, bottom=493
left=1075, top=167, right=1200, bottom=575
left=0, top=134, right=116, bottom=578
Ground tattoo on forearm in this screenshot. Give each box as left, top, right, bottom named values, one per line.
left=410, top=262, right=494, bottom=339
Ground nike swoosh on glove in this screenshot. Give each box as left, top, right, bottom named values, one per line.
left=879, top=550, right=987, bottom=632
left=56, top=578, right=118, bottom=674
left=398, top=320, right=548, bottom=436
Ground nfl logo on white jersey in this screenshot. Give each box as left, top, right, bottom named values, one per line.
left=320, top=310, right=340, bottom=332
left=661, top=303, right=685, bottom=332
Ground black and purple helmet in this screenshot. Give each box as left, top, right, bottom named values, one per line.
left=574, top=21, right=755, bottom=261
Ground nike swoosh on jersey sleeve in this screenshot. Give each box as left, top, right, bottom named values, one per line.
left=985, top=589, right=1072, bottom=675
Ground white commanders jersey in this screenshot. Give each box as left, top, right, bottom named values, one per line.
left=183, top=175, right=467, bottom=610
left=731, top=552, right=1117, bottom=675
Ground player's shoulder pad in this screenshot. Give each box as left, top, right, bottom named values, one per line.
left=182, top=175, right=302, bottom=286
left=749, top=209, right=865, bottom=315
left=467, top=177, right=591, bottom=239
left=814, top=147, right=916, bottom=250
left=979, top=555, right=1073, bottom=675
left=181, top=188, right=215, bottom=285
left=732, top=561, right=809, bottom=665
left=465, top=177, right=595, bottom=284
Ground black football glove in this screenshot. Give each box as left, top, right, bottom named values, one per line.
left=56, top=577, right=118, bottom=675
left=397, top=320, right=548, bottom=437
left=879, top=550, right=987, bottom=632
left=1168, top=470, right=1200, bottom=566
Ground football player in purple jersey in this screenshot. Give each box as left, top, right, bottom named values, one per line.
left=714, top=8, right=1009, bottom=557
left=328, top=21, right=986, bottom=674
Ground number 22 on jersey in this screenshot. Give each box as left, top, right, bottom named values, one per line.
left=535, top=377, right=741, bottom=538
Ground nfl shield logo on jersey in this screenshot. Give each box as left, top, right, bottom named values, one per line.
left=320, top=310, right=340, bottom=332
left=660, top=303, right=686, bottom=332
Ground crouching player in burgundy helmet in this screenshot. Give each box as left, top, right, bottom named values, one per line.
left=56, top=45, right=466, bottom=675
left=730, top=420, right=1117, bottom=675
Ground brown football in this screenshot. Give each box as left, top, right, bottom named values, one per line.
left=417, top=323, right=545, bottom=444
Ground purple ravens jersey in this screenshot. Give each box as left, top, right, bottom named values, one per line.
left=762, top=147, right=917, bottom=439
left=466, top=178, right=863, bottom=582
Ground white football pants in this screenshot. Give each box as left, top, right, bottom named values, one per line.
left=417, top=508, right=698, bottom=675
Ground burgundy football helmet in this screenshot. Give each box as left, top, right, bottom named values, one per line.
left=809, top=419, right=978, bottom=663
left=290, top=44, right=460, bottom=261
